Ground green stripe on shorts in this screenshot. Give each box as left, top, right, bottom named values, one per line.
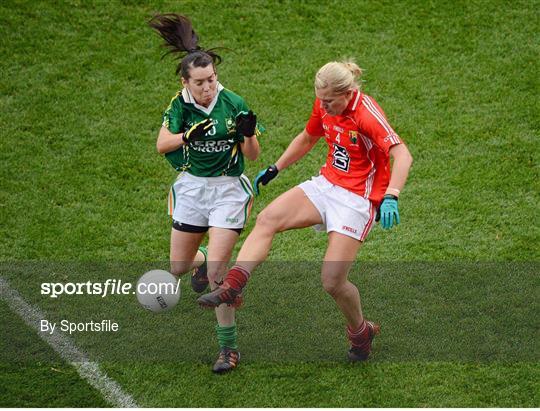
left=238, top=176, right=253, bottom=224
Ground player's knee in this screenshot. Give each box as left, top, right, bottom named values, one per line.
left=321, top=275, right=343, bottom=297
left=170, top=261, right=191, bottom=277
left=256, top=208, right=281, bottom=232
left=322, top=282, right=340, bottom=297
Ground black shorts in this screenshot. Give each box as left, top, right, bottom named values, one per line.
left=172, top=220, right=242, bottom=235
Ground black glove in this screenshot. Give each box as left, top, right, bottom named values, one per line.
left=253, top=165, right=279, bottom=195
left=183, top=119, right=213, bottom=144
left=235, top=110, right=257, bottom=137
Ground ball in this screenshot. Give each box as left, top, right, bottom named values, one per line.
left=136, top=269, right=180, bottom=313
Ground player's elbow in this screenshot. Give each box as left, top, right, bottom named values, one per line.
left=403, top=148, right=413, bottom=168
left=406, top=149, right=413, bottom=168
left=156, top=136, right=171, bottom=154
left=242, top=141, right=260, bottom=161
left=392, top=143, right=413, bottom=168
left=156, top=141, right=166, bottom=154
left=156, top=127, right=179, bottom=154
left=244, top=148, right=260, bottom=161
left=300, top=129, right=315, bottom=145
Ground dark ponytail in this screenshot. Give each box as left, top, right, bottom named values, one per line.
left=148, top=13, right=222, bottom=78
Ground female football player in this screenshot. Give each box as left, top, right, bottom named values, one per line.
left=150, top=13, right=261, bottom=373
left=198, top=60, right=413, bottom=361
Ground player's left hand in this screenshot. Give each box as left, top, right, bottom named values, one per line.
left=378, top=194, right=400, bottom=229
left=253, top=164, right=279, bottom=195
left=236, top=110, right=257, bottom=138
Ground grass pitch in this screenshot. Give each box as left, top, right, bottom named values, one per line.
left=1, top=0, right=538, bottom=407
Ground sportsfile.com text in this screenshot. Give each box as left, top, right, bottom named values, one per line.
left=40, top=279, right=180, bottom=298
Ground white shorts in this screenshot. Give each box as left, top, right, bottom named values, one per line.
left=168, top=172, right=254, bottom=229
left=298, top=175, right=376, bottom=241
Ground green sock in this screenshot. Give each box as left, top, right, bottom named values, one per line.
left=216, top=323, right=238, bottom=350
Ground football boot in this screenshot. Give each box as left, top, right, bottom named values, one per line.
left=197, top=284, right=243, bottom=308
left=347, top=321, right=380, bottom=362
left=213, top=348, right=240, bottom=373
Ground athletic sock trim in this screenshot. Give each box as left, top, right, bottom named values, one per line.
left=216, top=323, right=238, bottom=350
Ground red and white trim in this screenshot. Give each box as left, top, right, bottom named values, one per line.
left=359, top=202, right=376, bottom=241
left=350, top=90, right=362, bottom=111
left=362, top=96, right=392, bottom=131
left=360, top=134, right=375, bottom=198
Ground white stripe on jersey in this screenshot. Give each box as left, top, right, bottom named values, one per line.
left=363, top=95, right=397, bottom=138
left=360, top=134, right=376, bottom=198
left=351, top=91, right=361, bottom=111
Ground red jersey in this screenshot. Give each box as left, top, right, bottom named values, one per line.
left=305, top=90, right=402, bottom=205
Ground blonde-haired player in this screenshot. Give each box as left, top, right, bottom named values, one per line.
left=199, top=60, right=413, bottom=361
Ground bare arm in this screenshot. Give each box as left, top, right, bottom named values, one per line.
left=385, top=143, right=413, bottom=197
left=240, top=135, right=260, bottom=161
left=156, top=126, right=186, bottom=154
left=275, top=128, right=321, bottom=171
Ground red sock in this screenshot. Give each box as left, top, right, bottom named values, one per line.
left=347, top=320, right=370, bottom=348
left=223, top=265, right=251, bottom=290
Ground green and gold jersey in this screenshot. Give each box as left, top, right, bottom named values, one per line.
left=161, top=84, right=260, bottom=177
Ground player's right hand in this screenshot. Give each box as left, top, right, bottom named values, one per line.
left=235, top=110, right=257, bottom=138
left=182, top=119, right=213, bottom=144
left=253, top=165, right=279, bottom=195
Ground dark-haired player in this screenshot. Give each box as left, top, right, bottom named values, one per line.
left=150, top=13, right=262, bottom=373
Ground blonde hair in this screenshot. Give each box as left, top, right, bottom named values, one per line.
left=314, top=60, right=363, bottom=94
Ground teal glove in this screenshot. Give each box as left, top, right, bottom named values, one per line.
left=379, top=194, right=400, bottom=229
left=253, top=165, right=279, bottom=195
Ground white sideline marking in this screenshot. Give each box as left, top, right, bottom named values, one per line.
left=0, top=276, right=138, bottom=408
